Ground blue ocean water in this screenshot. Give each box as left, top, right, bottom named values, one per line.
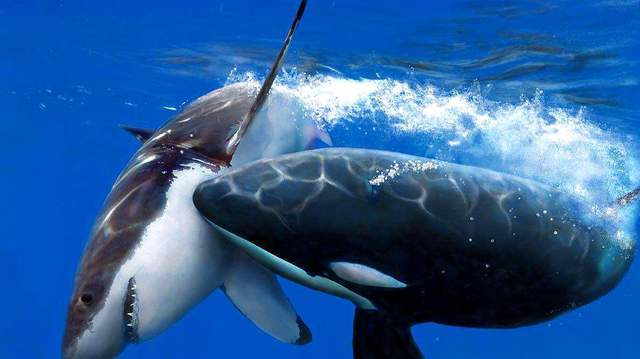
left=2, top=0, right=639, bottom=357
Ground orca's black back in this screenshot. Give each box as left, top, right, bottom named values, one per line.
left=195, top=148, right=636, bottom=328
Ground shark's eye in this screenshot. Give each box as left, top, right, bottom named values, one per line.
left=80, top=294, right=94, bottom=304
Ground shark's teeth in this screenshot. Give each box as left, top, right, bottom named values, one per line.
left=123, top=277, right=140, bottom=343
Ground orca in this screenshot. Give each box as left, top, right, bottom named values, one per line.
left=62, top=1, right=318, bottom=358
left=194, top=147, right=637, bottom=359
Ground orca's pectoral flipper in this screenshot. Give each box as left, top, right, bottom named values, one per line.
left=223, top=250, right=312, bottom=345
left=119, top=125, right=155, bottom=143
left=223, top=0, right=307, bottom=161
left=353, top=309, right=423, bottom=359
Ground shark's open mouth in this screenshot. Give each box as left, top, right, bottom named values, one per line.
left=123, top=277, right=140, bottom=343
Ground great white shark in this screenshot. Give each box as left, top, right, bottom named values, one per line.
left=194, top=148, right=638, bottom=359
left=62, top=1, right=319, bottom=358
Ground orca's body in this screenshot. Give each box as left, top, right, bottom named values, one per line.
left=195, top=148, right=636, bottom=358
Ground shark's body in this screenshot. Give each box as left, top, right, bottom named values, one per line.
left=194, top=148, right=636, bottom=358
left=63, top=1, right=316, bottom=357
left=64, top=83, right=318, bottom=358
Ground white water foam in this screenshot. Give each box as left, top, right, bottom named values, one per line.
left=227, top=70, right=639, bottom=242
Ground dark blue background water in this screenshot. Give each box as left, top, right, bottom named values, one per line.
left=2, top=0, right=639, bottom=357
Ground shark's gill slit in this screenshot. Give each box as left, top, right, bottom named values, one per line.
left=123, top=277, right=140, bottom=344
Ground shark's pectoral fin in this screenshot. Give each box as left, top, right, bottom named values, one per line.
left=353, top=309, right=423, bottom=359
left=305, top=125, right=333, bottom=149
left=223, top=251, right=311, bottom=345
left=119, top=125, right=155, bottom=143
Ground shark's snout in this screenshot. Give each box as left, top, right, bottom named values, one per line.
left=62, top=279, right=130, bottom=359
left=62, top=322, right=127, bottom=359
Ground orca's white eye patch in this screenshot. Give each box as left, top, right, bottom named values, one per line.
left=329, top=262, right=407, bottom=288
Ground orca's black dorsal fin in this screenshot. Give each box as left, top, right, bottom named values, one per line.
left=223, top=0, right=308, bottom=161
left=353, top=309, right=424, bottom=359
left=119, top=125, right=155, bottom=143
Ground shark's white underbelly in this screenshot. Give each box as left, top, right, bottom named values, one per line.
left=111, top=163, right=231, bottom=341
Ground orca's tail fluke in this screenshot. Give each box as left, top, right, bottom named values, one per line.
left=615, top=186, right=640, bottom=207
left=353, top=309, right=423, bottom=359
left=223, top=0, right=308, bottom=161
